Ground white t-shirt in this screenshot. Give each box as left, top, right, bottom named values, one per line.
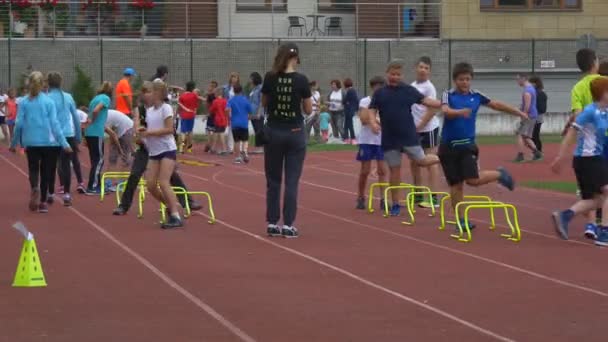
left=0, top=94, right=7, bottom=116
left=329, top=90, right=344, bottom=111
left=105, top=109, right=134, bottom=137
left=411, top=80, right=439, bottom=132
left=144, top=103, right=177, bottom=156
left=357, top=96, right=381, bottom=146
left=311, top=90, right=321, bottom=115
left=69, top=109, right=89, bottom=133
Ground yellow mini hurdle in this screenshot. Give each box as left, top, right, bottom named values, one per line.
left=100, top=172, right=131, bottom=201
left=438, top=195, right=521, bottom=243
left=116, top=179, right=147, bottom=218
left=382, top=184, right=432, bottom=217
left=402, top=191, right=450, bottom=225
left=160, top=187, right=216, bottom=225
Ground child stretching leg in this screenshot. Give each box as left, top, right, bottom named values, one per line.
left=139, top=80, right=183, bottom=229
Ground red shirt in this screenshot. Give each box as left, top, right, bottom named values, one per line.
left=178, top=92, right=199, bottom=120
left=209, top=98, right=227, bottom=128
left=5, top=98, right=17, bottom=120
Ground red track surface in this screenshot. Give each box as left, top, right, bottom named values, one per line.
left=1, top=142, right=606, bottom=342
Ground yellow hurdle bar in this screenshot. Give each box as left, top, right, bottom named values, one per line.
left=100, top=172, right=131, bottom=202
left=382, top=185, right=432, bottom=218
left=459, top=202, right=521, bottom=243
left=438, top=195, right=494, bottom=231
left=367, top=182, right=416, bottom=214
left=116, top=179, right=147, bottom=218
left=402, top=191, right=450, bottom=225
left=160, top=187, right=216, bottom=225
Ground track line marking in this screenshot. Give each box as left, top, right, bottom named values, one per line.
left=204, top=169, right=608, bottom=299
left=189, top=210, right=515, bottom=342
left=0, top=154, right=256, bottom=342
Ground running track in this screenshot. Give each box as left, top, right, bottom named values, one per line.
left=0, top=142, right=606, bottom=342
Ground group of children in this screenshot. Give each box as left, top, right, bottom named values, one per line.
left=356, top=57, right=526, bottom=230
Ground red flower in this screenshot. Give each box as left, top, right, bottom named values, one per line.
left=130, top=0, right=154, bottom=10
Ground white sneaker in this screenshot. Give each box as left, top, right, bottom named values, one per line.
left=281, top=225, right=299, bottom=238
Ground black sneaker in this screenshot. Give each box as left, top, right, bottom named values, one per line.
left=242, top=152, right=250, bottom=164
left=189, top=200, right=203, bottom=211
left=267, top=224, right=282, bottom=237
left=379, top=199, right=387, bottom=212
left=47, top=195, right=55, bottom=205
left=113, top=207, right=128, bottom=216
left=512, top=153, right=525, bottom=163
left=281, top=225, right=299, bottom=238
left=161, top=215, right=184, bottom=229
left=532, top=150, right=543, bottom=162
left=62, top=194, right=72, bottom=207
left=356, top=197, right=365, bottom=210
left=38, top=203, right=49, bottom=213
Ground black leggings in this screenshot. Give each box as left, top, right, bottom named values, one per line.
left=58, top=137, right=83, bottom=193
left=532, top=122, right=542, bottom=152
left=86, top=136, right=105, bottom=190
left=26, top=146, right=60, bottom=202
left=343, top=113, right=356, bottom=140
left=119, top=147, right=193, bottom=211
left=264, top=125, right=306, bottom=226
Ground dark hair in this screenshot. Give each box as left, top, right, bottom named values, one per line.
left=576, top=49, right=597, bottom=73
left=331, top=79, right=342, bottom=89
left=210, top=80, right=218, bottom=87
left=151, top=65, right=169, bottom=81
left=369, top=76, right=385, bottom=88
left=452, top=62, right=474, bottom=80
left=599, top=60, right=608, bottom=76
left=528, top=75, right=544, bottom=90
left=517, top=73, right=529, bottom=80
left=309, top=80, right=317, bottom=87
left=386, top=59, right=404, bottom=72
left=590, top=77, right=608, bottom=102
left=47, top=71, right=62, bottom=89
left=250, top=72, right=262, bottom=86
left=417, top=56, right=432, bottom=67
left=233, top=84, right=243, bottom=94
left=272, top=43, right=300, bottom=74
left=185, top=81, right=196, bottom=92
left=344, top=78, right=353, bottom=88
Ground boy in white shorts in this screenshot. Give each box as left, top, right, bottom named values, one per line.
left=356, top=76, right=387, bottom=210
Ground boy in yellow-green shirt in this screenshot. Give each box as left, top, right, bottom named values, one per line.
left=562, top=49, right=601, bottom=240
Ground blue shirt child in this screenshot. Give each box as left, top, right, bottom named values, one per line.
left=319, top=112, right=331, bottom=130
left=228, top=94, right=253, bottom=129
left=573, top=103, right=608, bottom=157
left=441, top=89, right=491, bottom=147
left=85, top=94, right=111, bottom=137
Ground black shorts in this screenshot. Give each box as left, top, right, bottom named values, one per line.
left=419, top=127, right=439, bottom=149
left=232, top=128, right=249, bottom=142
left=573, top=156, right=608, bottom=200
left=0, top=116, right=5, bottom=125
left=438, top=143, right=479, bottom=186
left=215, top=126, right=226, bottom=134
left=149, top=150, right=177, bottom=161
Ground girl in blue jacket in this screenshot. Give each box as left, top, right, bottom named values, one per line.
left=9, top=71, right=72, bottom=213
left=47, top=71, right=81, bottom=207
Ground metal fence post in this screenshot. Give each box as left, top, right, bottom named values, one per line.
left=397, top=3, right=401, bottom=40
left=8, top=0, right=12, bottom=87
left=363, top=39, right=367, bottom=93
left=190, top=38, right=194, bottom=82
left=228, top=1, right=232, bottom=40
left=271, top=2, right=274, bottom=40
left=52, top=7, right=56, bottom=39
left=97, top=5, right=101, bottom=38
left=531, top=39, right=536, bottom=74
left=355, top=2, right=359, bottom=39
left=186, top=1, right=190, bottom=39
left=447, top=39, right=452, bottom=90
left=100, top=38, right=104, bottom=83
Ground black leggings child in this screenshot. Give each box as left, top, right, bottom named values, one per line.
left=26, top=146, right=60, bottom=202
left=86, top=136, right=105, bottom=190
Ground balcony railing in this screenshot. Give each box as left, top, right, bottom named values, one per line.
left=0, top=1, right=441, bottom=39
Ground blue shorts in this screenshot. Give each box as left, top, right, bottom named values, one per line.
left=149, top=150, right=177, bottom=161
left=6, top=119, right=15, bottom=126
left=180, top=118, right=194, bottom=133
left=356, top=144, right=384, bottom=161
left=603, top=143, right=608, bottom=160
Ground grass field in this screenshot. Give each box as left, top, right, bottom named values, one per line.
left=520, top=180, right=577, bottom=194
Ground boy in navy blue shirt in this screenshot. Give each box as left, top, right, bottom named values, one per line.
left=365, top=60, right=447, bottom=216
left=440, top=62, right=527, bottom=229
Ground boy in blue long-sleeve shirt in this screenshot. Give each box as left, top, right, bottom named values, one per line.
left=10, top=71, right=71, bottom=213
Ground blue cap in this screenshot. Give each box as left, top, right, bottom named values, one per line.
left=123, top=67, right=136, bottom=76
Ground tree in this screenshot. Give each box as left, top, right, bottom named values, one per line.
left=71, top=65, right=95, bottom=108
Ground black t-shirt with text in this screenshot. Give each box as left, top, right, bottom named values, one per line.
left=262, top=71, right=311, bottom=126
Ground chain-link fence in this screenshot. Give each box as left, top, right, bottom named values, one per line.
left=1, top=38, right=606, bottom=93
